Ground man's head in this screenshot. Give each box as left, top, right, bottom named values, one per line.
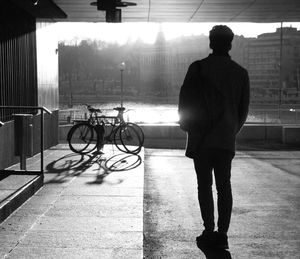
left=209, top=25, right=234, bottom=53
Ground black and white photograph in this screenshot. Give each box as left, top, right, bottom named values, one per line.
left=0, top=1, right=300, bottom=258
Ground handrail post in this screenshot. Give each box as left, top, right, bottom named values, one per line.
left=0, top=106, right=52, bottom=174
left=41, top=109, right=44, bottom=174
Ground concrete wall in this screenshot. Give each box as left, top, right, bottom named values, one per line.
left=282, top=126, right=300, bottom=144
left=59, top=123, right=299, bottom=149
left=0, top=111, right=58, bottom=170
left=140, top=124, right=285, bottom=148
left=140, top=124, right=186, bottom=149
left=236, top=124, right=282, bottom=142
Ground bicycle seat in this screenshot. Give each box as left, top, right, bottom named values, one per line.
left=88, top=106, right=102, bottom=113
left=113, top=107, right=126, bottom=112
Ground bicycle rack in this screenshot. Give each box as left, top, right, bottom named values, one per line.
left=0, top=106, right=52, bottom=175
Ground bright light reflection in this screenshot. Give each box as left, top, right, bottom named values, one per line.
left=57, top=22, right=300, bottom=45
left=163, top=22, right=300, bottom=39
left=57, top=22, right=160, bottom=45
left=128, top=109, right=179, bottom=124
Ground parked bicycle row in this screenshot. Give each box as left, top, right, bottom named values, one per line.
left=67, top=104, right=144, bottom=155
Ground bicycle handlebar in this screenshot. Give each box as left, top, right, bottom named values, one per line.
left=113, top=107, right=126, bottom=112
left=84, top=104, right=128, bottom=114
left=83, top=104, right=102, bottom=113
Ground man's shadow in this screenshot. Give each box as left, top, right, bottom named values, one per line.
left=198, top=245, right=232, bottom=259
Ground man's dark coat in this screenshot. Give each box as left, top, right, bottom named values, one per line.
left=179, top=54, right=250, bottom=158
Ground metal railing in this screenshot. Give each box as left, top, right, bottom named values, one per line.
left=247, top=108, right=300, bottom=124
left=0, top=106, right=52, bottom=173
left=58, top=107, right=300, bottom=125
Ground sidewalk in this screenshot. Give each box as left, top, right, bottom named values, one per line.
left=143, top=148, right=300, bottom=258
left=0, top=144, right=299, bottom=258
left=0, top=144, right=144, bottom=259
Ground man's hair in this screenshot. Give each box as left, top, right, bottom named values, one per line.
left=209, top=25, right=234, bottom=52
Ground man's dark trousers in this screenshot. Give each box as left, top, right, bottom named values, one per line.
left=193, top=148, right=234, bottom=234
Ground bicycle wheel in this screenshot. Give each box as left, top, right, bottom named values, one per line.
left=130, top=123, right=144, bottom=146
left=114, top=122, right=144, bottom=154
left=67, top=123, right=98, bottom=154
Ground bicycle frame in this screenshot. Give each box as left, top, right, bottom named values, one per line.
left=87, top=108, right=126, bottom=146
left=88, top=107, right=124, bottom=125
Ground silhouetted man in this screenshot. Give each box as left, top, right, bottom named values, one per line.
left=178, top=25, right=250, bottom=249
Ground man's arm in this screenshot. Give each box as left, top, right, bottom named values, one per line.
left=179, top=63, right=196, bottom=111
left=178, top=62, right=199, bottom=131
left=237, top=70, right=250, bottom=133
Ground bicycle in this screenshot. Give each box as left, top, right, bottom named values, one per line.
left=67, top=105, right=144, bottom=155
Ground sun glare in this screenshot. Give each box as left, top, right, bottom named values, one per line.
left=129, top=108, right=179, bottom=124
left=57, top=22, right=300, bottom=45
left=162, top=22, right=300, bottom=39
left=57, top=22, right=160, bottom=45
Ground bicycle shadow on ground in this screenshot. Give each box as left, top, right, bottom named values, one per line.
left=86, top=152, right=142, bottom=185
left=45, top=152, right=105, bottom=184
left=45, top=152, right=142, bottom=185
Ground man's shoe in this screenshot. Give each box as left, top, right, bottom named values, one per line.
left=213, top=232, right=229, bottom=249
left=196, top=230, right=215, bottom=248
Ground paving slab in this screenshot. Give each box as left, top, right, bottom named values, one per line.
left=33, top=216, right=142, bottom=232
left=1, top=144, right=299, bottom=258
left=143, top=148, right=300, bottom=259
left=0, top=190, right=14, bottom=201
left=0, top=175, right=37, bottom=191
left=18, top=230, right=142, bottom=249
left=0, top=144, right=144, bottom=259
left=5, top=247, right=143, bottom=259
left=0, top=174, right=43, bottom=224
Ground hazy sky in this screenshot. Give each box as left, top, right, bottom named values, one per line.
left=57, top=22, right=300, bottom=45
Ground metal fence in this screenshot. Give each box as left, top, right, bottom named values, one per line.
left=59, top=107, right=300, bottom=125
left=247, top=108, right=300, bottom=124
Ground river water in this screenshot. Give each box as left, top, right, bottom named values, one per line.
left=59, top=101, right=300, bottom=125
left=59, top=102, right=179, bottom=124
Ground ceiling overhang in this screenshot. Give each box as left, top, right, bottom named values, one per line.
left=10, top=0, right=67, bottom=19
left=19, top=0, right=300, bottom=23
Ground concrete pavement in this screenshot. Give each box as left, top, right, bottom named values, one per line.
left=144, top=149, right=300, bottom=259
left=0, top=144, right=300, bottom=258
left=0, top=144, right=144, bottom=258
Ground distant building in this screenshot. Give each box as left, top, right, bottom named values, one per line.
left=58, top=26, right=300, bottom=105
left=231, top=35, right=251, bottom=69
left=137, top=26, right=300, bottom=103
left=247, top=27, right=300, bottom=103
